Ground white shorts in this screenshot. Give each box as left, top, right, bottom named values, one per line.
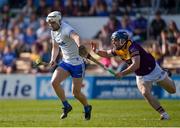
left=136, top=63, right=167, bottom=84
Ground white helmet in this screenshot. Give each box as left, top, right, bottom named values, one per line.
left=46, top=11, right=61, bottom=25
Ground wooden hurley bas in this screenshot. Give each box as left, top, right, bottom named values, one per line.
left=79, top=45, right=116, bottom=76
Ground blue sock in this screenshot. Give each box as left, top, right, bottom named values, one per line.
left=62, top=100, right=70, bottom=108
left=84, top=105, right=90, bottom=113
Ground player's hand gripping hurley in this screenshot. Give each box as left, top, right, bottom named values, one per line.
left=32, top=58, right=48, bottom=68
left=79, top=45, right=116, bottom=76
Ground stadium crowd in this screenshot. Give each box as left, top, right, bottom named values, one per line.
left=0, top=0, right=180, bottom=74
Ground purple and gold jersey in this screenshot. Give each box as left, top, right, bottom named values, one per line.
left=111, top=40, right=156, bottom=76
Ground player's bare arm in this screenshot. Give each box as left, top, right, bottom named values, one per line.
left=121, top=55, right=140, bottom=76
left=116, top=52, right=140, bottom=78
left=50, top=39, right=59, bottom=67
left=91, top=42, right=113, bottom=58
left=70, top=31, right=81, bottom=47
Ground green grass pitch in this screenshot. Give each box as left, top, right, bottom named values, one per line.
left=0, top=99, right=180, bottom=127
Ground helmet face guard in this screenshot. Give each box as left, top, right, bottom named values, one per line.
left=111, top=31, right=129, bottom=49
left=46, top=11, right=62, bottom=26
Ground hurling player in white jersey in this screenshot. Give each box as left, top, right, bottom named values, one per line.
left=46, top=11, right=92, bottom=120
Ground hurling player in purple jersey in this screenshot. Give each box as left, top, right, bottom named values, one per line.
left=91, top=30, right=176, bottom=120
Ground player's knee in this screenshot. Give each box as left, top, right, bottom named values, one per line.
left=169, top=84, right=176, bottom=94
left=50, top=79, right=59, bottom=88
left=165, top=81, right=176, bottom=94
left=141, top=89, right=151, bottom=97
left=169, top=89, right=176, bottom=94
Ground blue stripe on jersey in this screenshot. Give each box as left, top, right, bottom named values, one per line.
left=59, top=60, right=85, bottom=78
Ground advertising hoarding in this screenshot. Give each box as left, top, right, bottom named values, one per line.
left=0, top=75, right=36, bottom=99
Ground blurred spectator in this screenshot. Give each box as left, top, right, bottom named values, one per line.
left=0, top=4, right=11, bottom=29
left=36, top=18, right=50, bottom=44
left=77, top=0, right=91, bottom=16
left=36, top=0, right=49, bottom=17
left=95, top=24, right=111, bottom=49
left=39, top=42, right=51, bottom=73
left=167, top=20, right=179, bottom=56
left=109, top=0, right=123, bottom=16
left=95, top=15, right=120, bottom=49
left=149, top=42, right=163, bottom=64
left=176, top=37, right=180, bottom=56
left=6, top=29, right=14, bottom=46
left=150, top=10, right=166, bottom=40
left=1, top=45, right=16, bottom=74
left=30, top=44, right=41, bottom=74
left=1, top=4, right=11, bottom=16
left=27, top=12, right=39, bottom=31
left=160, top=21, right=179, bottom=56
left=160, top=29, right=170, bottom=56
left=132, top=11, right=148, bottom=41
left=23, top=27, right=37, bottom=52
left=89, top=0, right=109, bottom=16
left=0, top=29, right=7, bottom=52
left=107, top=15, right=121, bottom=33
left=12, top=14, right=27, bottom=31
left=13, top=26, right=24, bottom=45
left=11, top=26, right=25, bottom=56
left=5, top=28, right=21, bottom=57
left=124, top=5, right=136, bottom=16
left=160, top=29, right=177, bottom=56
left=30, top=44, right=41, bottom=62
left=22, top=0, right=36, bottom=17
left=63, top=0, right=78, bottom=16
left=51, top=0, right=65, bottom=15
left=167, top=20, right=179, bottom=43
left=119, top=14, right=133, bottom=33
left=41, top=42, right=51, bottom=63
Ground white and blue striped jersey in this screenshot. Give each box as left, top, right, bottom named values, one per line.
left=51, top=21, right=83, bottom=65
